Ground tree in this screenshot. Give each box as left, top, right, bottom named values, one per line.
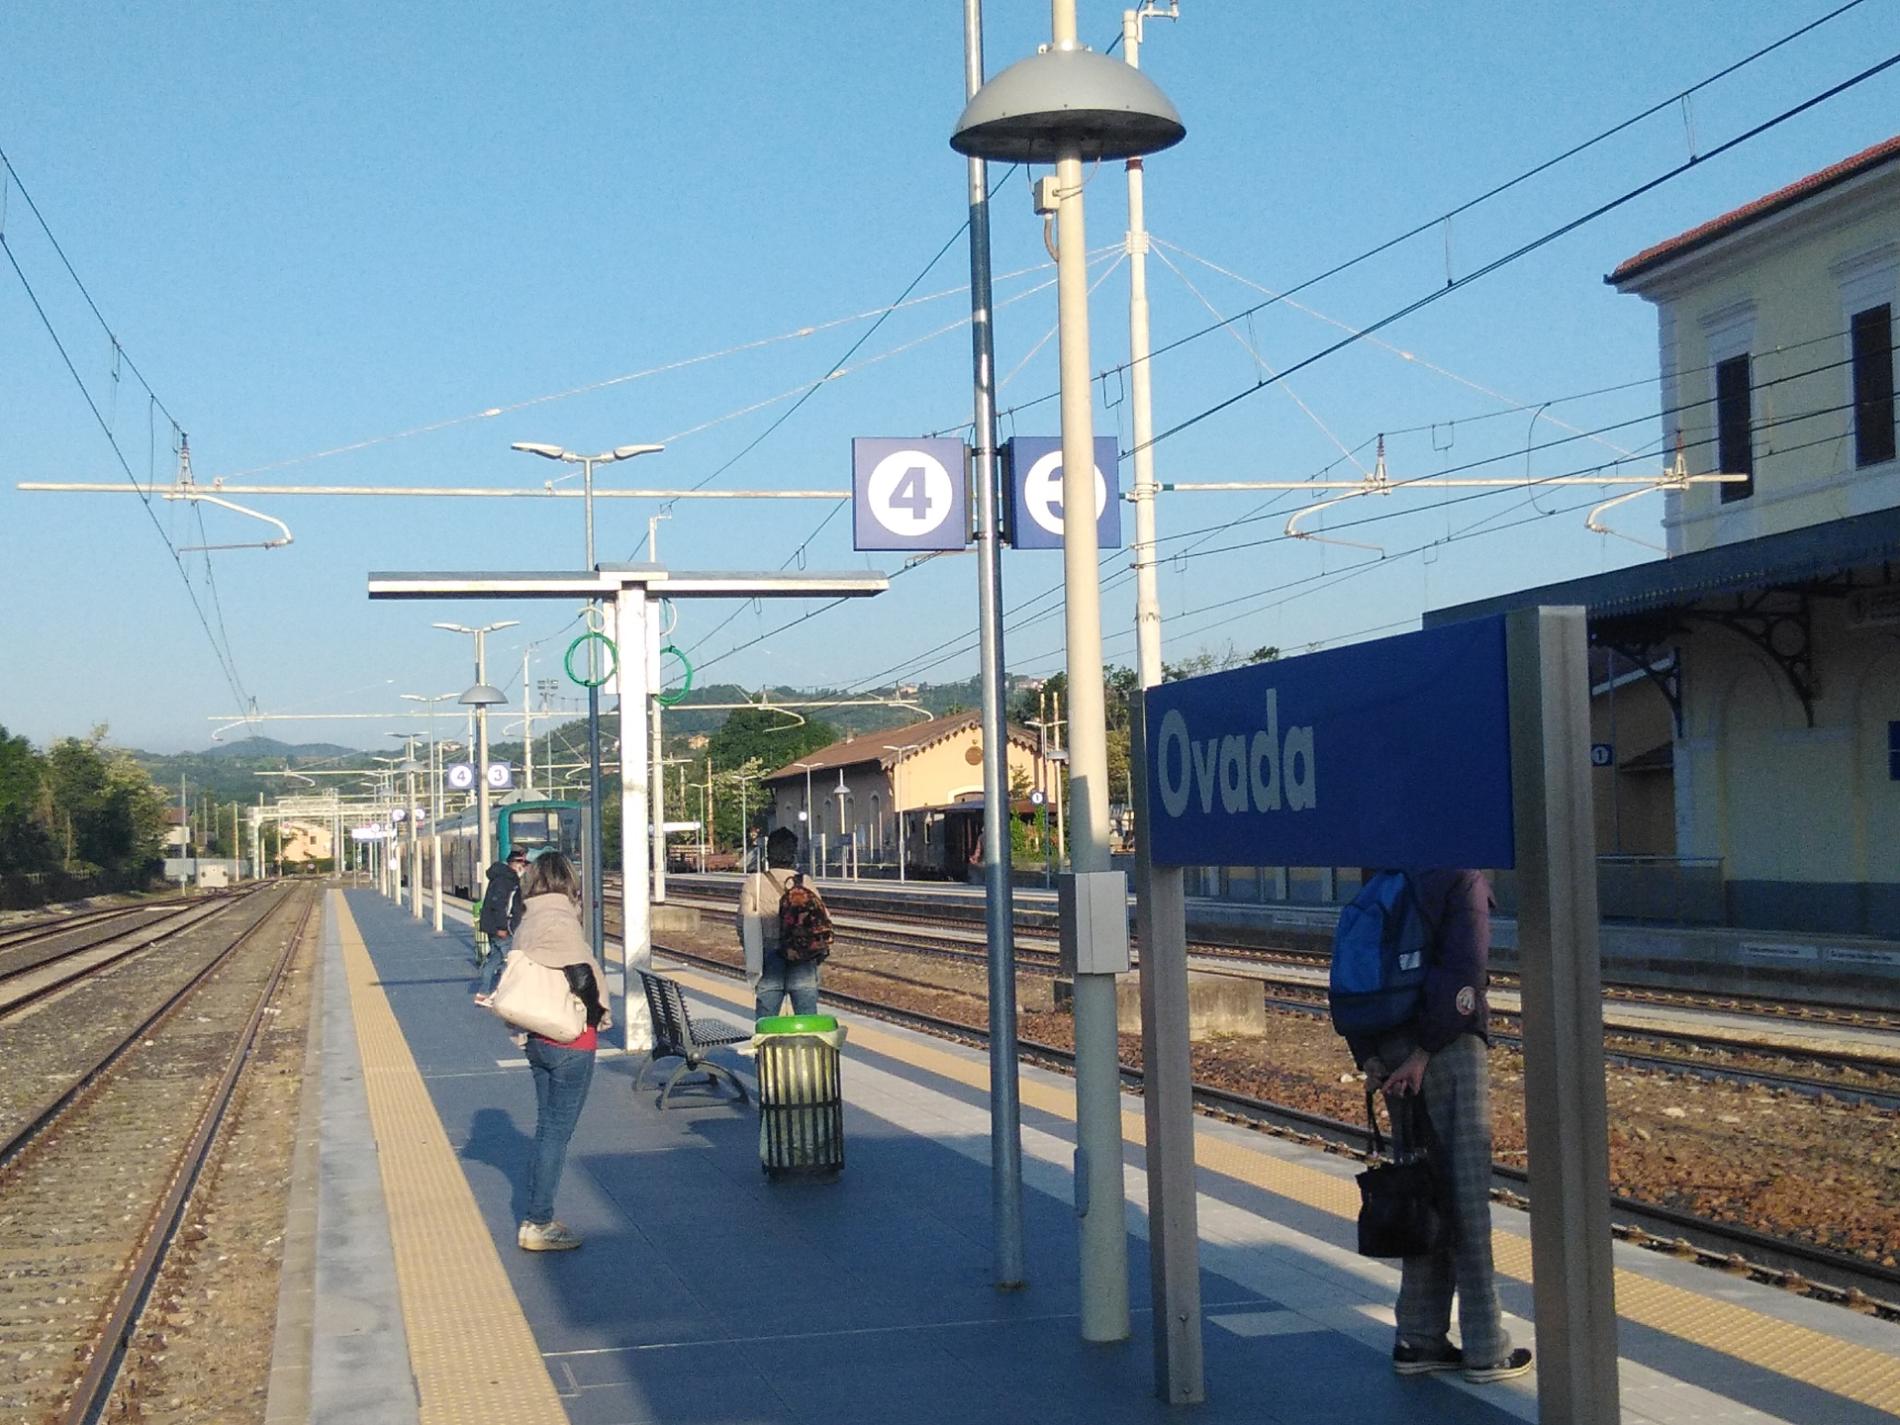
left=0, top=724, right=54, bottom=876
left=706, top=709, right=839, bottom=776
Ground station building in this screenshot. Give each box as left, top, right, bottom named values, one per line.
left=760, top=711, right=1052, bottom=879
left=1429, top=135, right=1900, bottom=935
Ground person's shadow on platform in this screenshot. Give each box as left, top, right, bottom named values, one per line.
left=460, top=1106, right=534, bottom=1222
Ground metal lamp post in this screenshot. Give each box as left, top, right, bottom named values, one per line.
left=512, top=441, right=663, bottom=961
left=793, top=760, right=820, bottom=876
left=442, top=621, right=516, bottom=885
left=953, top=0, right=1184, bottom=1351
left=881, top=743, right=924, bottom=882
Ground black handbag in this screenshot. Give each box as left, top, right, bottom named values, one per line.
left=1355, top=1090, right=1446, bottom=1259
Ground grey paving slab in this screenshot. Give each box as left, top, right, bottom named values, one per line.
left=334, top=891, right=1897, bottom=1425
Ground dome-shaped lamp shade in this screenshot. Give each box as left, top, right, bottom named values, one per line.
left=459, top=683, right=509, bottom=707
left=951, top=47, right=1184, bottom=163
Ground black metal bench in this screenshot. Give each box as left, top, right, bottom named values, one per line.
left=634, top=968, right=750, bottom=1108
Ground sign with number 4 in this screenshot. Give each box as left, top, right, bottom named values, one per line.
left=852, top=437, right=969, bottom=551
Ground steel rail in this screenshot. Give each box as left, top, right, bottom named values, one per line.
left=0, top=887, right=280, bottom=1168
left=0, top=889, right=268, bottom=1018
left=58, top=886, right=318, bottom=1425
left=0, top=899, right=173, bottom=950
left=0, top=898, right=237, bottom=989
left=651, top=937, right=1900, bottom=1318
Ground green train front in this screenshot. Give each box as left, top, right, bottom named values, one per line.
left=429, top=798, right=587, bottom=899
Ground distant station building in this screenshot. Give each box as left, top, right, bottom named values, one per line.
left=760, top=711, right=1051, bottom=880
left=1431, top=135, right=1900, bottom=934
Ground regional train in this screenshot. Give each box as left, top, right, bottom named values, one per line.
left=424, top=796, right=588, bottom=900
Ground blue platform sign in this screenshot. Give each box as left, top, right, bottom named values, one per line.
left=1006, top=436, right=1121, bottom=549
left=1142, top=617, right=1515, bottom=869
left=852, top=437, right=969, bottom=551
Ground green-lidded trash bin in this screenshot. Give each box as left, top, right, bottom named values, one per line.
left=754, top=1015, right=845, bottom=1181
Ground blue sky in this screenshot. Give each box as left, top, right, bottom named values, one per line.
left=2, top=1, right=1895, bottom=753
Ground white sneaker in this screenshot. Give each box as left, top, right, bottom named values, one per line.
left=517, top=1219, right=581, bottom=1252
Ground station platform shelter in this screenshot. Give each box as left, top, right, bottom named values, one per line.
left=271, top=888, right=1900, bottom=1425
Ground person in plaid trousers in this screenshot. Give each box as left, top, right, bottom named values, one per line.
left=1347, top=868, right=1534, bottom=1384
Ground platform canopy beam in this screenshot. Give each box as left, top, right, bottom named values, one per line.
left=367, top=564, right=889, bottom=1051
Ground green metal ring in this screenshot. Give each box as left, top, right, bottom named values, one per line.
left=564, top=630, right=618, bottom=688
left=657, top=644, right=694, bottom=706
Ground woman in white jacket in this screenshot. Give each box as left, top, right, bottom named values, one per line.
left=509, top=851, right=609, bottom=1251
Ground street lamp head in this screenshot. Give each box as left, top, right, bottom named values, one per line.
left=607, top=443, right=665, bottom=462
left=459, top=683, right=509, bottom=707
left=951, top=46, right=1184, bottom=162
left=511, top=442, right=570, bottom=461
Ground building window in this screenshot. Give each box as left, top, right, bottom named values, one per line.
left=1853, top=304, right=1895, bottom=467
left=1715, top=354, right=1753, bottom=501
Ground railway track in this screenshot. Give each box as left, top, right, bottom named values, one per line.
left=659, top=891, right=1900, bottom=1089
left=648, top=935, right=1900, bottom=1322
left=0, top=890, right=259, bottom=1017
left=0, top=883, right=316, bottom=1424
left=0, top=895, right=196, bottom=952
left=661, top=881, right=1900, bottom=1033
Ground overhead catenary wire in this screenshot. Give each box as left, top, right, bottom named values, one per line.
left=0, top=198, right=253, bottom=715
left=814, top=341, right=1878, bottom=692
left=1128, top=50, right=1900, bottom=459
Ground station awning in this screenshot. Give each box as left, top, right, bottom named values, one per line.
left=1423, top=504, right=1900, bottom=629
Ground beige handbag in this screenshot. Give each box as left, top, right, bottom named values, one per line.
left=489, top=953, right=587, bottom=1042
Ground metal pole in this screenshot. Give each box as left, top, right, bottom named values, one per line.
left=615, top=582, right=654, bottom=1052
left=1121, top=6, right=1200, bottom=1400
left=432, top=833, right=444, bottom=932
left=895, top=754, right=906, bottom=882
left=523, top=648, right=534, bottom=793
left=1053, top=686, right=1067, bottom=868
left=407, top=743, right=422, bottom=917
left=1507, top=606, right=1620, bottom=1425
left=805, top=765, right=815, bottom=876
left=649, top=516, right=667, bottom=905
left=1050, top=0, right=1129, bottom=1344
left=476, top=630, right=494, bottom=883
left=585, top=456, right=607, bottom=963
left=964, top=0, right=1027, bottom=1289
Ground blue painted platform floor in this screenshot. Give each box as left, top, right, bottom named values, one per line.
left=338, top=890, right=1897, bottom=1425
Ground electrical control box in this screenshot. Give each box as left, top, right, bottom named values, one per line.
left=1032, top=175, right=1062, bottom=215
left=1058, top=869, right=1130, bottom=976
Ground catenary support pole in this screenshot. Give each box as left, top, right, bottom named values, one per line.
left=1050, top=0, right=1130, bottom=1344
left=962, top=0, right=1025, bottom=1292
left=476, top=631, right=494, bottom=889
left=432, top=833, right=444, bottom=933
left=1122, top=6, right=1201, bottom=1400
left=615, top=584, right=654, bottom=1052
left=585, top=460, right=607, bottom=965
left=1506, top=606, right=1620, bottom=1425
left=649, top=520, right=667, bottom=906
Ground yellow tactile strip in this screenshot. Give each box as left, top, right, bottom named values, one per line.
left=331, top=893, right=569, bottom=1424
left=674, top=966, right=1900, bottom=1415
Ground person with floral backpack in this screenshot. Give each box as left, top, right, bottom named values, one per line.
left=738, top=826, right=832, bottom=1020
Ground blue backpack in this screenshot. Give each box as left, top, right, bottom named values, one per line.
left=1329, top=871, right=1434, bottom=1038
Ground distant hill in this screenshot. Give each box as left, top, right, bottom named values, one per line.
left=200, top=736, right=360, bottom=760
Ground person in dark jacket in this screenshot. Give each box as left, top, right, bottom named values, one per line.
left=506, top=850, right=608, bottom=1251
left=1348, top=868, right=1532, bottom=1385
left=474, top=846, right=528, bottom=1005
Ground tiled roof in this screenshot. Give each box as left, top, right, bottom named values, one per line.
left=1608, top=134, right=1900, bottom=286
left=761, top=711, right=1038, bottom=783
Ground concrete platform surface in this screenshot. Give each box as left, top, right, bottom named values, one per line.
left=283, top=888, right=1900, bottom=1425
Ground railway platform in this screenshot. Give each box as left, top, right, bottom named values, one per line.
left=279, top=887, right=1900, bottom=1425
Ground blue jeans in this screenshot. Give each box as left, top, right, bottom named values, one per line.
left=478, top=935, right=509, bottom=995
left=524, top=1037, right=596, bottom=1224
left=754, top=947, right=819, bottom=1020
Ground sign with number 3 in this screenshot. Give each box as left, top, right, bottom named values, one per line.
left=852, top=437, right=969, bottom=551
